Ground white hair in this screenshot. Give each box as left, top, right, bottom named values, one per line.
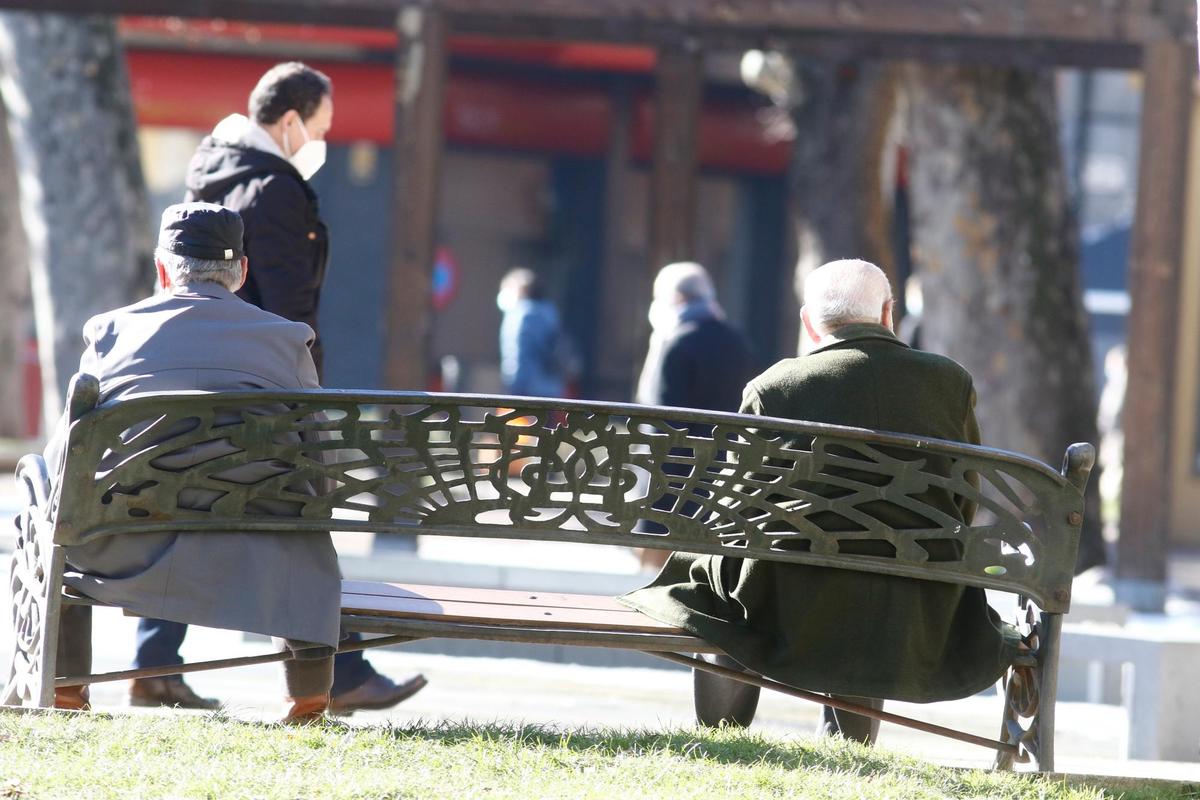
left=803, top=259, right=893, bottom=332
left=654, top=261, right=716, bottom=303
left=156, top=247, right=242, bottom=290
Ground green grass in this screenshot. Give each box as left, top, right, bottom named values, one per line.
left=0, top=713, right=1193, bottom=800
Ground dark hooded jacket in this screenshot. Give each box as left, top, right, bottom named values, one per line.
left=184, top=137, right=330, bottom=375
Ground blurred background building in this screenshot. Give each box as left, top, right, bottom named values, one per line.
left=127, top=18, right=793, bottom=400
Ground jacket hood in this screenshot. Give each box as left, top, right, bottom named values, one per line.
left=184, top=115, right=309, bottom=203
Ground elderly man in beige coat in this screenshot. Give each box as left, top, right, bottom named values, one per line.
left=50, top=203, right=341, bottom=722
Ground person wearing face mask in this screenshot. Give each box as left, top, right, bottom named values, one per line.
left=635, top=262, right=755, bottom=412
left=129, top=62, right=428, bottom=716
left=183, top=61, right=333, bottom=373
left=632, top=262, right=756, bottom=570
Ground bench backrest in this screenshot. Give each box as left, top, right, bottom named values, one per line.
left=49, top=375, right=1093, bottom=613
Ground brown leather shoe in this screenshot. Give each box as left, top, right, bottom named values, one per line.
left=54, top=685, right=90, bottom=711
left=129, top=676, right=220, bottom=710
left=328, top=672, right=427, bottom=716
left=282, top=693, right=330, bottom=725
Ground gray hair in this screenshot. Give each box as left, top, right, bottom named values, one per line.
left=156, top=248, right=243, bottom=290
left=653, top=261, right=716, bottom=303
left=803, top=259, right=892, bottom=332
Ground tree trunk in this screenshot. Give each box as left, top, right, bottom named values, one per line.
left=0, top=12, right=151, bottom=423
left=903, top=64, right=1105, bottom=573
left=789, top=59, right=899, bottom=351
left=0, top=95, right=29, bottom=438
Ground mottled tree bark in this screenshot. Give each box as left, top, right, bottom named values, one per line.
left=0, top=12, right=151, bottom=422
left=789, top=59, right=899, bottom=350
left=904, top=64, right=1105, bottom=572
left=0, top=95, right=29, bottom=438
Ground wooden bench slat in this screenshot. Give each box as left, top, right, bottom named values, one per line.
left=340, top=580, right=643, bottom=613
left=340, top=581, right=682, bottom=634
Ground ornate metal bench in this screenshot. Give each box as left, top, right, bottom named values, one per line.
left=5, top=374, right=1093, bottom=771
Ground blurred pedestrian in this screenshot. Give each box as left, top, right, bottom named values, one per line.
left=634, top=262, right=756, bottom=570
left=497, top=268, right=568, bottom=398
left=636, top=262, right=755, bottom=410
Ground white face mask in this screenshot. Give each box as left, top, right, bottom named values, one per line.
left=647, top=298, right=680, bottom=334
left=283, top=112, right=327, bottom=180
left=496, top=289, right=518, bottom=314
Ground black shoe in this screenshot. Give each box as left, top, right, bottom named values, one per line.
left=328, top=673, right=427, bottom=716
left=129, top=676, right=221, bottom=710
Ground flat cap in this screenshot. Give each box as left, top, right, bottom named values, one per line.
left=158, top=202, right=244, bottom=261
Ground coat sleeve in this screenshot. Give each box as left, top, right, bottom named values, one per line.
left=656, top=338, right=692, bottom=409
left=738, top=382, right=765, bottom=416
left=242, top=175, right=317, bottom=322
left=509, top=312, right=542, bottom=393
left=43, top=318, right=104, bottom=476
left=295, top=331, right=321, bottom=390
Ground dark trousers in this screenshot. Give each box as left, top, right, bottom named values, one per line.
left=820, top=695, right=884, bottom=745
left=64, top=607, right=334, bottom=698
left=133, top=617, right=370, bottom=696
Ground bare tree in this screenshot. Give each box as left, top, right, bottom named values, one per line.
left=0, top=12, right=151, bottom=423
left=0, top=94, right=28, bottom=438
left=903, top=64, right=1105, bottom=572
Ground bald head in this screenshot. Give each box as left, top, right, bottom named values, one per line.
left=801, top=259, right=894, bottom=342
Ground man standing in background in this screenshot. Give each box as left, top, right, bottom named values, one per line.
left=633, top=262, right=756, bottom=570
left=636, top=262, right=755, bottom=413
left=127, top=61, right=426, bottom=714
left=185, top=61, right=332, bottom=373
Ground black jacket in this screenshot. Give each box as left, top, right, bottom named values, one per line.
left=184, top=138, right=330, bottom=375
left=638, top=315, right=756, bottom=412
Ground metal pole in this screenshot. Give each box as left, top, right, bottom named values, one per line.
left=652, top=651, right=1019, bottom=756
left=56, top=634, right=416, bottom=688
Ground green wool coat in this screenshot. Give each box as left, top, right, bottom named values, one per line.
left=620, top=323, right=1019, bottom=703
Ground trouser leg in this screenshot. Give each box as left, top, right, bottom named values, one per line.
left=134, top=618, right=187, bottom=669
left=57, top=604, right=92, bottom=679
left=330, top=633, right=378, bottom=696
left=278, top=639, right=335, bottom=698
left=819, top=695, right=884, bottom=745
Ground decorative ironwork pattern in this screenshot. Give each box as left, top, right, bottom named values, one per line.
left=993, top=600, right=1048, bottom=769
left=4, top=455, right=61, bottom=707
left=52, top=384, right=1089, bottom=612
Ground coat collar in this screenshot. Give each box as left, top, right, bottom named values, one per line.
left=809, top=322, right=908, bottom=355
left=171, top=282, right=239, bottom=302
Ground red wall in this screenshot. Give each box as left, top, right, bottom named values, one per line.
left=126, top=49, right=790, bottom=174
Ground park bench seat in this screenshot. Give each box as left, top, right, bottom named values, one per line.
left=340, top=580, right=690, bottom=635
left=4, top=375, right=1093, bottom=772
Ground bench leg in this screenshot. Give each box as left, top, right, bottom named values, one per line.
left=993, top=610, right=1060, bottom=772
left=5, top=456, right=65, bottom=708
left=692, top=653, right=760, bottom=728
left=1032, top=612, right=1060, bottom=772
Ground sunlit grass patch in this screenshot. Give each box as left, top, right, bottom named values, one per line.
left=0, top=712, right=1192, bottom=800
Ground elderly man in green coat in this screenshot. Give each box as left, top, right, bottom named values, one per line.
left=621, top=258, right=1018, bottom=744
